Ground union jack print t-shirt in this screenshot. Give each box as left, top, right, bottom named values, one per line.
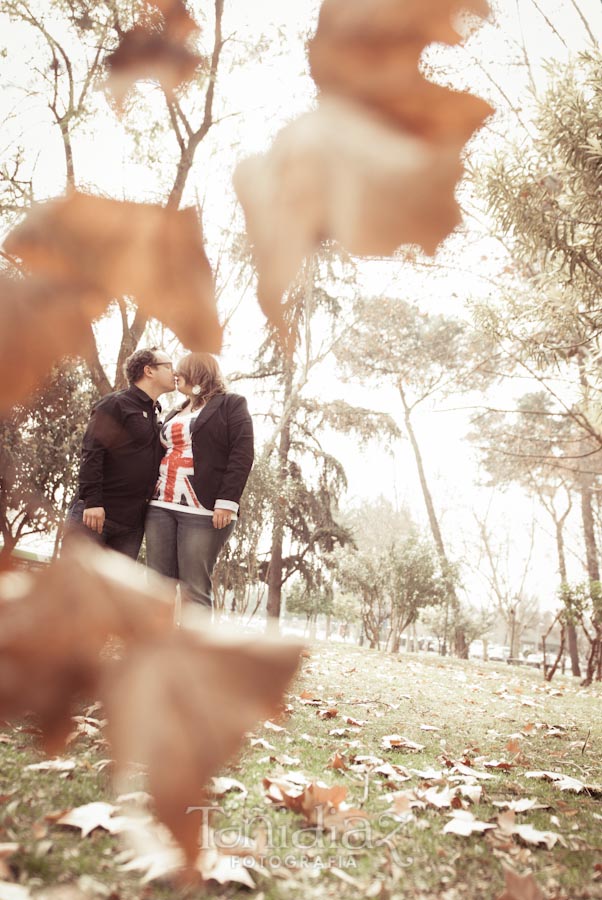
left=150, top=413, right=213, bottom=515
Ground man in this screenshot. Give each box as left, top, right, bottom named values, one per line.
left=64, top=347, right=176, bottom=559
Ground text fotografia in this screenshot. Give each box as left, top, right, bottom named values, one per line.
left=234, top=854, right=358, bottom=870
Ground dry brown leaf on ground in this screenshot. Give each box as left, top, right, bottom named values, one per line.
left=495, top=811, right=560, bottom=850
left=496, top=865, right=544, bottom=900
left=122, top=819, right=258, bottom=887
left=299, top=782, right=368, bottom=834
left=317, top=707, right=339, bottom=719
left=492, top=799, right=549, bottom=813
left=0, top=543, right=173, bottom=752
left=442, top=809, right=496, bottom=836
left=47, top=801, right=149, bottom=838
left=4, top=193, right=220, bottom=353
left=208, top=777, right=248, bottom=799
left=263, top=773, right=309, bottom=812
left=309, top=0, right=492, bottom=140
left=524, top=770, right=601, bottom=793
left=234, top=98, right=463, bottom=319
left=373, top=761, right=411, bottom=784
left=263, top=719, right=286, bottom=732
left=25, top=759, right=77, bottom=774
left=106, top=0, right=204, bottom=105
left=0, top=843, right=20, bottom=880
left=103, top=629, right=301, bottom=864
left=0, top=276, right=102, bottom=412
left=263, top=775, right=365, bottom=834
left=328, top=750, right=349, bottom=770
left=0, top=882, right=31, bottom=900
left=381, top=733, right=425, bottom=752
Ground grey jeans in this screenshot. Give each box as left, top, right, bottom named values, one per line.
left=64, top=499, right=144, bottom=560
left=144, top=505, right=235, bottom=607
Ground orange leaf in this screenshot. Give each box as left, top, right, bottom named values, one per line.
left=329, top=751, right=349, bottom=770
left=309, top=0, right=492, bottom=140
left=317, top=707, right=339, bottom=719
left=0, top=275, right=103, bottom=412
left=234, top=0, right=493, bottom=317
left=234, top=98, right=464, bottom=314
left=103, top=629, right=301, bottom=864
left=496, top=866, right=544, bottom=900
left=4, top=193, right=220, bottom=369
left=106, top=0, right=205, bottom=105
left=0, top=542, right=173, bottom=752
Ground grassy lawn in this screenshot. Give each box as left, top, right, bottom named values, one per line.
left=1, top=640, right=601, bottom=899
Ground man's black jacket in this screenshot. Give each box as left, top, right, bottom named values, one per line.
left=77, top=385, right=162, bottom=527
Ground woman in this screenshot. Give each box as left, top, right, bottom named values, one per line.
left=145, top=352, right=254, bottom=608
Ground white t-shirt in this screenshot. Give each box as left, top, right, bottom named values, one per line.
left=150, top=412, right=237, bottom=517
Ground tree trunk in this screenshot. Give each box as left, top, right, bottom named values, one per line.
left=580, top=479, right=600, bottom=582
left=555, top=516, right=581, bottom=677
left=266, top=364, right=293, bottom=621
left=398, top=382, right=460, bottom=654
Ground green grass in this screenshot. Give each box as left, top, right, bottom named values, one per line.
left=2, top=641, right=602, bottom=899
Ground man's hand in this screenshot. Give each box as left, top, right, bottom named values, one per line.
left=82, top=506, right=105, bottom=534
left=213, top=508, right=234, bottom=529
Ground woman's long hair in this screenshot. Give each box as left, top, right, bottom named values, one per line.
left=178, top=353, right=227, bottom=411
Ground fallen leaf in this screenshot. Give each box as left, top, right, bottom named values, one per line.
left=422, top=785, right=464, bottom=809
left=104, top=628, right=301, bottom=864
left=269, top=754, right=301, bottom=767
left=122, top=819, right=257, bottom=887
left=373, top=762, right=411, bottom=784
left=298, top=690, right=322, bottom=703
left=329, top=751, right=348, bottom=770
left=483, top=759, right=514, bottom=771
left=451, top=762, right=495, bottom=780
left=496, top=865, right=544, bottom=900
left=249, top=737, right=276, bottom=750
left=317, top=707, right=339, bottom=719
left=496, top=810, right=560, bottom=849
left=25, top=759, right=77, bottom=773
left=263, top=720, right=286, bottom=732
left=442, top=809, right=496, bottom=836
left=208, top=777, right=248, bottom=798
left=382, top=733, right=425, bottom=752
left=49, top=802, right=136, bottom=837
left=524, top=770, right=598, bottom=793
left=0, top=843, right=19, bottom=880
left=0, top=883, right=32, bottom=900
left=492, top=799, right=549, bottom=813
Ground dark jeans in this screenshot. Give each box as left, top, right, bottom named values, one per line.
left=145, top=505, right=235, bottom=608
left=63, top=499, right=144, bottom=561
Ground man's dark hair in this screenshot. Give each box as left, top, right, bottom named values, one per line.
left=124, top=347, right=160, bottom=385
